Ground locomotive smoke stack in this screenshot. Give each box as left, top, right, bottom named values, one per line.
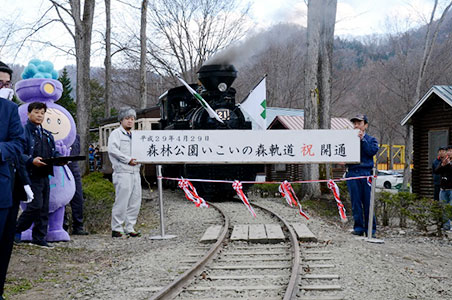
left=197, top=64, right=237, bottom=92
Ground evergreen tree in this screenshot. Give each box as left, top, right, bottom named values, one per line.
left=89, top=79, right=106, bottom=143
left=58, top=68, right=77, bottom=121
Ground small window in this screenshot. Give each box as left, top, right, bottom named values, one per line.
left=428, top=129, right=448, bottom=165
left=275, top=164, right=286, bottom=172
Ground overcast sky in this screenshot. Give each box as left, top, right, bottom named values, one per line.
left=252, top=0, right=439, bottom=35
left=1, top=0, right=442, bottom=69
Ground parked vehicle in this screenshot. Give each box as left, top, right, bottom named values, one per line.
left=376, top=170, right=404, bottom=189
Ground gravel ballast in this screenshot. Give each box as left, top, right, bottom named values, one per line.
left=6, top=189, right=452, bottom=300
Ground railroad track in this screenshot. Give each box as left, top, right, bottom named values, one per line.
left=149, top=199, right=345, bottom=300
left=298, top=241, right=344, bottom=300
left=150, top=201, right=299, bottom=299
left=259, top=199, right=345, bottom=300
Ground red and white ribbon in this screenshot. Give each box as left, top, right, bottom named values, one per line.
left=232, top=180, right=256, bottom=217
left=367, top=176, right=373, bottom=187
left=279, top=180, right=298, bottom=207
left=178, top=178, right=209, bottom=208
left=327, top=179, right=347, bottom=222
left=279, top=181, right=309, bottom=220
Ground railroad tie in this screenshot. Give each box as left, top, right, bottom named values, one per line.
left=248, top=224, right=267, bottom=243
left=301, top=285, right=342, bottom=291
left=264, top=223, right=285, bottom=243
left=298, top=296, right=345, bottom=300
left=291, top=223, right=318, bottom=242
left=199, top=225, right=223, bottom=243
left=230, top=224, right=248, bottom=241
left=229, top=224, right=285, bottom=243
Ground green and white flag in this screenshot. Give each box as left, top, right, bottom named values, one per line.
left=240, top=76, right=267, bottom=130
left=176, top=74, right=224, bottom=124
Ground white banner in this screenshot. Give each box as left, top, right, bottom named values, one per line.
left=131, top=129, right=360, bottom=164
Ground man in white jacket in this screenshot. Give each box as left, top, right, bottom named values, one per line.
left=108, top=107, right=142, bottom=238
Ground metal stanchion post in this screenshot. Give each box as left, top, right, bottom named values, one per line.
left=150, top=165, right=176, bottom=240
left=366, top=167, right=384, bottom=244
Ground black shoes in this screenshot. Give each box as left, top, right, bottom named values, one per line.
left=127, top=231, right=141, bottom=237
left=112, top=230, right=141, bottom=238
left=112, top=231, right=124, bottom=238
left=351, top=230, right=364, bottom=236
left=72, top=229, right=89, bottom=235
left=15, top=234, right=54, bottom=248
left=31, top=239, right=54, bottom=248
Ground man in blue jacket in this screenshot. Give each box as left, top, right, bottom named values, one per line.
left=346, top=114, right=379, bottom=237
left=0, top=61, right=26, bottom=300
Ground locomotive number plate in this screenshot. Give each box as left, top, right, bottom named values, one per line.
left=216, top=109, right=230, bottom=121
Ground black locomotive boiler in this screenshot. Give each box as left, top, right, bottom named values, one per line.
left=159, top=64, right=262, bottom=199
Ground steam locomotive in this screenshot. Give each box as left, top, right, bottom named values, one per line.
left=159, top=64, right=261, bottom=199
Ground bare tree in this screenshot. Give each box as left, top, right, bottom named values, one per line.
left=50, top=0, right=95, bottom=175
left=105, top=0, right=112, bottom=117
left=140, top=0, right=148, bottom=109
left=303, top=0, right=338, bottom=198
left=234, top=24, right=306, bottom=106
left=402, top=0, right=452, bottom=189
left=144, top=0, right=250, bottom=81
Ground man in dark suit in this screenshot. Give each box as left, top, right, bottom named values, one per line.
left=0, top=61, right=26, bottom=300
left=432, top=147, right=446, bottom=200
left=15, top=102, right=60, bottom=248
left=65, top=134, right=88, bottom=235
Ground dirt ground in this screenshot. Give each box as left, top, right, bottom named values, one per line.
left=3, top=191, right=452, bottom=300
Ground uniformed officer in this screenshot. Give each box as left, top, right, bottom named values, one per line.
left=346, top=114, right=379, bottom=237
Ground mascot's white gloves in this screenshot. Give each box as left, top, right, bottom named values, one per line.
left=0, top=88, right=14, bottom=100
left=23, top=185, right=34, bottom=203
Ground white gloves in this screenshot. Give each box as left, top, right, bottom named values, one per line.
left=0, top=88, right=14, bottom=100
left=23, top=185, right=34, bottom=203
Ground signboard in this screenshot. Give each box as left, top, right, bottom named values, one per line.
left=132, top=129, right=360, bottom=164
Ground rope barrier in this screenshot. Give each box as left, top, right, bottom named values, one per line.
left=169, top=174, right=378, bottom=221
left=159, top=175, right=377, bottom=184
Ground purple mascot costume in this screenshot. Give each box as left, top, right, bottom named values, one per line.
left=16, top=59, right=76, bottom=242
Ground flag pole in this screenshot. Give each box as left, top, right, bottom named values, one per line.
left=150, top=165, right=177, bottom=240
left=175, top=74, right=224, bottom=124
left=366, top=167, right=384, bottom=244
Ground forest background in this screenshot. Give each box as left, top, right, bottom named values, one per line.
left=1, top=0, right=452, bottom=178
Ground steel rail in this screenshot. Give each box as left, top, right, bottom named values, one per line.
left=251, top=202, right=300, bottom=300
left=149, top=202, right=229, bottom=300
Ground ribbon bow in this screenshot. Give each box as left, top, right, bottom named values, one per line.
left=178, top=178, right=209, bottom=208
left=327, top=179, right=347, bottom=222
left=279, top=180, right=298, bottom=207
left=232, top=180, right=256, bottom=217
left=367, top=175, right=375, bottom=187
left=279, top=180, right=309, bottom=220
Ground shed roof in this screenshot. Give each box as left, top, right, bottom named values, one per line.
left=266, top=107, right=304, bottom=125
left=241, top=106, right=305, bottom=130
left=401, top=85, right=452, bottom=126
left=268, top=115, right=353, bottom=130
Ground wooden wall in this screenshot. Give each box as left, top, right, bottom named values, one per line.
left=412, top=95, right=452, bottom=198
left=266, top=164, right=304, bottom=182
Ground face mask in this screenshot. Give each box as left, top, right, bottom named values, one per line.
left=0, top=88, right=14, bottom=101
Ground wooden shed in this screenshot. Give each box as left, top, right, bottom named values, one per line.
left=401, top=85, right=452, bottom=199
left=266, top=115, right=353, bottom=182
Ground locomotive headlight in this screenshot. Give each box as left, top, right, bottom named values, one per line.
left=218, top=82, right=227, bottom=92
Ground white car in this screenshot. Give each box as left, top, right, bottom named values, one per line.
left=376, top=170, right=404, bottom=189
